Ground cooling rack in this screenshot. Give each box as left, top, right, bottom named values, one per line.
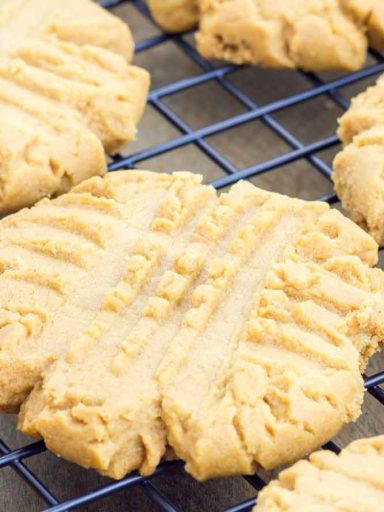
left=1, top=1, right=384, bottom=511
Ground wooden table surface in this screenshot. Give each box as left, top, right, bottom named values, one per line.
left=0, top=2, right=383, bottom=511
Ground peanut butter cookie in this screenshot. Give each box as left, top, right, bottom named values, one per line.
left=0, top=0, right=149, bottom=212
left=9, top=173, right=384, bottom=481
left=255, top=435, right=384, bottom=511
left=333, top=74, right=384, bottom=245
left=197, top=0, right=383, bottom=70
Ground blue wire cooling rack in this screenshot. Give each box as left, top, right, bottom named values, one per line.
left=1, top=1, right=384, bottom=511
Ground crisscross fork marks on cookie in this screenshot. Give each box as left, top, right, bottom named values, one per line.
left=254, top=435, right=384, bottom=512
left=159, top=190, right=308, bottom=480
left=17, top=181, right=274, bottom=479
left=159, top=182, right=383, bottom=481
left=5, top=208, right=113, bottom=248
left=0, top=52, right=147, bottom=153
left=4, top=174, right=384, bottom=483
left=63, top=238, right=166, bottom=365
left=0, top=0, right=149, bottom=211
left=0, top=172, right=213, bottom=413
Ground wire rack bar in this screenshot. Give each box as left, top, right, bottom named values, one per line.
left=365, top=372, right=384, bottom=388
left=1, top=372, right=381, bottom=472
left=140, top=481, right=182, bottom=512
left=225, top=498, right=256, bottom=512
left=0, top=441, right=45, bottom=468
left=210, top=136, right=338, bottom=189
left=368, top=385, right=384, bottom=405
left=1, top=1, right=383, bottom=511
left=174, top=36, right=335, bottom=180
left=0, top=440, right=59, bottom=507
left=109, top=63, right=384, bottom=170
left=150, top=93, right=238, bottom=174
left=42, top=461, right=183, bottom=512
left=244, top=475, right=267, bottom=492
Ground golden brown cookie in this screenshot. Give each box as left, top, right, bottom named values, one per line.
left=12, top=174, right=384, bottom=481
left=254, top=435, right=384, bottom=511
left=0, top=0, right=150, bottom=212
left=333, top=74, right=384, bottom=245
left=196, top=0, right=384, bottom=70
left=148, top=0, right=199, bottom=32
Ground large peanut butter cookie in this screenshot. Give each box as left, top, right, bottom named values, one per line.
left=4, top=171, right=381, bottom=481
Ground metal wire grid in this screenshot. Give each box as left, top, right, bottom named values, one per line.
left=0, top=1, right=384, bottom=510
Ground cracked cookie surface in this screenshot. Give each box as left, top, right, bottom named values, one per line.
left=333, top=73, right=384, bottom=246
left=147, top=1, right=384, bottom=70
left=6, top=171, right=383, bottom=481
left=0, top=0, right=149, bottom=212
left=1, top=171, right=212, bottom=413
left=196, top=0, right=383, bottom=70
left=254, top=435, right=384, bottom=511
